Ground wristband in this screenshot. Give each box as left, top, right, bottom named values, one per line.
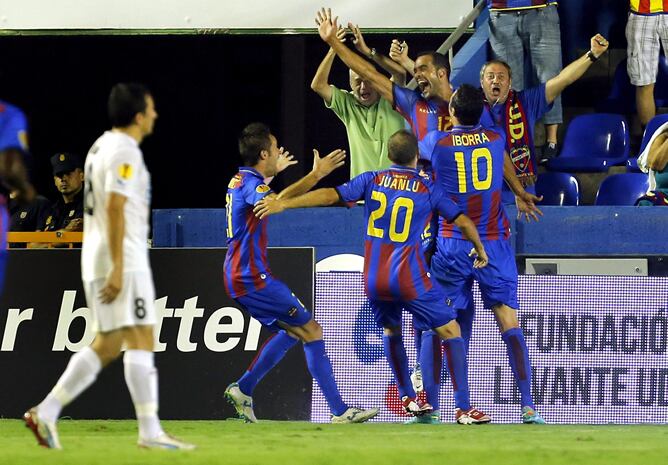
left=586, top=50, right=599, bottom=63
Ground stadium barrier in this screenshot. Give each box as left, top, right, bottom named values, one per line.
left=311, top=272, right=668, bottom=424
left=152, top=206, right=668, bottom=260
left=0, top=248, right=314, bottom=420
left=6, top=231, right=83, bottom=248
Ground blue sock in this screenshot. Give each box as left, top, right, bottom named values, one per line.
left=456, top=303, right=475, bottom=356
left=304, top=340, right=348, bottom=416
left=502, top=327, right=535, bottom=409
left=413, top=328, right=422, bottom=359
left=238, top=331, right=298, bottom=396
left=383, top=335, right=416, bottom=399
left=443, top=337, right=470, bottom=410
left=419, top=330, right=442, bottom=411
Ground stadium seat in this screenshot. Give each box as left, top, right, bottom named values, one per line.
left=626, top=158, right=641, bottom=172
left=547, top=114, right=630, bottom=172
left=535, top=172, right=579, bottom=206
left=595, top=173, right=650, bottom=205
left=597, top=56, right=668, bottom=114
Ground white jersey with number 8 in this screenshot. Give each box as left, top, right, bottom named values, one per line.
left=81, top=130, right=151, bottom=282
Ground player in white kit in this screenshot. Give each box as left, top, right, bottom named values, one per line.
left=24, top=83, right=194, bottom=450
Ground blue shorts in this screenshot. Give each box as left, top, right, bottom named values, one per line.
left=235, top=279, right=312, bottom=332
left=431, top=238, right=518, bottom=311
left=369, top=285, right=457, bottom=331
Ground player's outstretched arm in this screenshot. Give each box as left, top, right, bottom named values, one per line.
left=276, top=148, right=346, bottom=200
left=389, top=39, right=415, bottom=77
left=316, top=8, right=394, bottom=103
left=100, top=193, right=126, bottom=304
left=545, top=34, right=609, bottom=104
left=311, top=26, right=347, bottom=105
left=254, top=188, right=340, bottom=219
left=453, top=214, right=488, bottom=269
left=349, top=24, right=406, bottom=85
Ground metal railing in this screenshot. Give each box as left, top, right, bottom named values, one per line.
left=7, top=231, right=83, bottom=248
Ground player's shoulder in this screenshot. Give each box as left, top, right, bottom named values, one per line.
left=237, top=168, right=269, bottom=192
left=97, top=131, right=141, bottom=159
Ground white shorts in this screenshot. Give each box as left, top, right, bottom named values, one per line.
left=626, top=12, right=668, bottom=86
left=84, top=271, right=156, bottom=333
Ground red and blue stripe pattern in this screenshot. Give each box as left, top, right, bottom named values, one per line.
left=421, top=125, right=511, bottom=241
left=392, top=85, right=452, bottom=141
left=223, top=168, right=273, bottom=298
left=336, top=167, right=461, bottom=301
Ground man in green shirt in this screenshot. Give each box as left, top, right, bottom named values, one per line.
left=311, top=25, right=406, bottom=178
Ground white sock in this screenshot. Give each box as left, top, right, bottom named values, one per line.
left=124, top=350, right=163, bottom=440
left=38, top=346, right=102, bottom=423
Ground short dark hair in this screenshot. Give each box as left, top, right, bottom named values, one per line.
left=238, top=123, right=272, bottom=166
left=451, top=84, right=484, bottom=126
left=480, top=59, right=513, bottom=80
left=108, top=83, right=151, bottom=127
left=388, top=130, right=418, bottom=165
left=416, top=51, right=450, bottom=77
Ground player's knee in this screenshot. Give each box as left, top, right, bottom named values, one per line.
left=91, top=333, right=123, bottom=366
left=435, top=320, right=461, bottom=340
left=383, top=326, right=402, bottom=336
left=492, top=304, right=519, bottom=332
left=91, top=344, right=121, bottom=366
left=300, top=319, right=323, bottom=342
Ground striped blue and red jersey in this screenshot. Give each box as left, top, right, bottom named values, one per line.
left=392, top=84, right=452, bottom=141
left=487, top=0, right=557, bottom=11
left=336, top=166, right=462, bottom=301
left=223, top=167, right=273, bottom=298
left=419, top=125, right=511, bottom=241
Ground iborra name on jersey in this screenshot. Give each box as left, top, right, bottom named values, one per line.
left=451, top=132, right=491, bottom=147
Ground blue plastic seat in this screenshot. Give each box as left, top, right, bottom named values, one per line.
left=547, top=114, right=630, bottom=172
left=628, top=114, right=668, bottom=172
left=595, top=173, right=650, bottom=205
left=535, top=172, right=579, bottom=205
left=597, top=56, right=668, bottom=114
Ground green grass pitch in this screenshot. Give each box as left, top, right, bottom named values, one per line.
left=0, top=419, right=666, bottom=465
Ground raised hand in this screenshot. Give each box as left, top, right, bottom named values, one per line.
left=276, top=147, right=297, bottom=174
left=590, top=33, right=609, bottom=58
left=312, top=148, right=346, bottom=180
left=336, top=25, right=347, bottom=43
left=315, top=8, right=340, bottom=45
left=389, top=39, right=409, bottom=64
left=349, top=23, right=371, bottom=56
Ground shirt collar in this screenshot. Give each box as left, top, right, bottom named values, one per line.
left=239, top=167, right=263, bottom=179
left=389, top=165, right=419, bottom=173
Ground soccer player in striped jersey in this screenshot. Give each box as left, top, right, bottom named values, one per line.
left=223, top=122, right=378, bottom=424
left=419, top=84, right=545, bottom=424
left=253, top=129, right=492, bottom=424
left=315, top=8, right=453, bottom=140
left=316, top=8, right=455, bottom=412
